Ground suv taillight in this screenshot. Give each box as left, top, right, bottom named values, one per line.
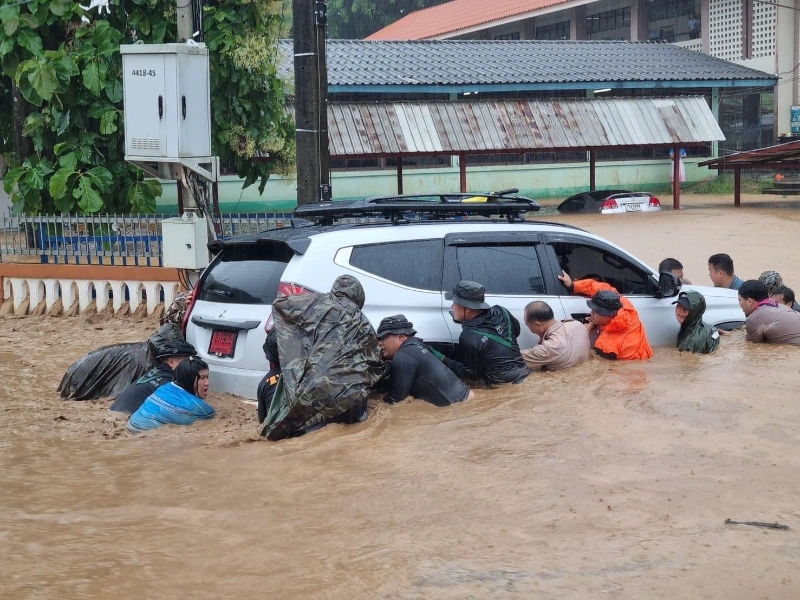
left=181, top=287, right=198, bottom=336
left=649, top=196, right=661, bottom=208
left=600, top=199, right=618, bottom=210
left=277, top=281, right=313, bottom=297
left=264, top=313, right=273, bottom=333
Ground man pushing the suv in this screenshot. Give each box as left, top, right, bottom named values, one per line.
left=442, top=281, right=529, bottom=385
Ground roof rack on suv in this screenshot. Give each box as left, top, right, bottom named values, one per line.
left=293, top=189, right=540, bottom=225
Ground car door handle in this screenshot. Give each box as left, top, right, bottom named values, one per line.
left=191, top=315, right=261, bottom=332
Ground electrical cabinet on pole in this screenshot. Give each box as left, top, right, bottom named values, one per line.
left=293, top=0, right=332, bottom=205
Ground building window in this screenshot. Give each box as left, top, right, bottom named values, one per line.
left=586, top=7, right=631, bottom=34
left=535, top=21, right=570, bottom=40
left=494, top=32, right=520, bottom=40
left=648, top=0, right=701, bottom=42
left=718, top=90, right=775, bottom=153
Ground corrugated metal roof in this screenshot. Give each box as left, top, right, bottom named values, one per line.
left=699, top=140, right=800, bottom=170
left=318, top=97, right=723, bottom=157
left=366, top=0, right=570, bottom=41
left=277, top=40, right=777, bottom=88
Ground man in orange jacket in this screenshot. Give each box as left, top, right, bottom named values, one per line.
left=558, top=271, right=654, bottom=361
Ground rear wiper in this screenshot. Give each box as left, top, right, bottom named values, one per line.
left=207, top=289, right=234, bottom=297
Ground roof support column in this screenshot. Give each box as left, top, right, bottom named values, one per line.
left=459, top=153, right=467, bottom=193
left=711, top=88, right=720, bottom=157
left=734, top=168, right=742, bottom=207
left=572, top=6, right=587, bottom=40
left=396, top=155, right=403, bottom=194
left=630, top=0, right=649, bottom=41
left=673, top=145, right=681, bottom=210
left=589, top=151, right=596, bottom=191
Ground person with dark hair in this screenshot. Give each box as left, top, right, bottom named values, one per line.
left=174, top=356, right=210, bottom=399
left=708, top=253, right=743, bottom=290
left=739, top=280, right=800, bottom=346
left=110, top=340, right=197, bottom=414
left=442, top=281, right=529, bottom=385
left=376, top=315, right=474, bottom=406
left=658, top=257, right=692, bottom=284
left=521, top=301, right=591, bottom=371
left=673, top=291, right=720, bottom=354
left=558, top=271, right=653, bottom=360
left=257, top=329, right=281, bottom=423
left=770, top=285, right=800, bottom=312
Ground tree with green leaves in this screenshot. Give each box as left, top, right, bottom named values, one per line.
left=326, top=0, right=447, bottom=39
left=0, top=0, right=294, bottom=214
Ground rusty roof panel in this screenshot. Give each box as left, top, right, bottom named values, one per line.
left=319, top=96, right=724, bottom=157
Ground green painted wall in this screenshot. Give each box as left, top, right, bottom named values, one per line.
left=155, top=158, right=712, bottom=213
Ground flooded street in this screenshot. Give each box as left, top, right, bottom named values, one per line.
left=2, top=196, right=800, bottom=599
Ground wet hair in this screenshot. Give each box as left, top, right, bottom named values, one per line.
left=174, top=357, right=209, bottom=395
left=524, top=300, right=555, bottom=323
left=708, top=253, right=734, bottom=276
left=738, top=280, right=768, bottom=303
left=658, top=258, right=683, bottom=273
left=772, top=285, right=795, bottom=305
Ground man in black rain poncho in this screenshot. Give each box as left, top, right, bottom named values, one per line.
left=261, top=275, right=385, bottom=440
left=443, top=280, right=529, bottom=385
left=673, top=291, right=720, bottom=354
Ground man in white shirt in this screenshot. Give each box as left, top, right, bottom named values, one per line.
left=521, top=301, right=591, bottom=371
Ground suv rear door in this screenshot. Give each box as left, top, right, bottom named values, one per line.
left=186, top=240, right=293, bottom=396
left=338, top=238, right=451, bottom=348
left=442, top=232, right=561, bottom=350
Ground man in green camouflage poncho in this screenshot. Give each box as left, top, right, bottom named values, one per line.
left=261, top=275, right=385, bottom=440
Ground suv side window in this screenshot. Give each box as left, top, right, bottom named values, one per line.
left=350, top=239, right=443, bottom=291
left=549, top=241, right=654, bottom=295
left=454, top=244, right=546, bottom=295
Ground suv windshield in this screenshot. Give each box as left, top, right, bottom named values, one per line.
left=198, top=243, right=293, bottom=305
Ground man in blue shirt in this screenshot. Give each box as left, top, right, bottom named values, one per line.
left=708, top=253, right=744, bottom=290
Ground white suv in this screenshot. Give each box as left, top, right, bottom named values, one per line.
left=185, top=196, right=744, bottom=399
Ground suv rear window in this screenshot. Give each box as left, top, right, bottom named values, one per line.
left=198, top=243, right=293, bottom=305
left=350, top=239, right=443, bottom=291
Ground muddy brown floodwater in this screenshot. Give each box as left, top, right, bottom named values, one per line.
left=2, top=196, right=800, bottom=599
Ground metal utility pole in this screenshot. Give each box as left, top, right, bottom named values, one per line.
left=293, top=0, right=332, bottom=205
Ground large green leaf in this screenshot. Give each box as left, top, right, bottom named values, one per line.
left=58, top=152, right=78, bottom=171
left=26, top=160, right=54, bottom=190
left=53, top=191, right=76, bottom=213
left=99, top=109, right=118, bottom=134
left=2, top=12, right=19, bottom=37
left=52, top=106, right=71, bottom=135
left=53, top=55, right=79, bottom=86
left=49, top=0, right=73, bottom=17
left=16, top=28, right=42, bottom=56
left=82, top=61, right=102, bottom=96
left=19, top=13, right=39, bottom=29
left=16, top=59, right=58, bottom=105
left=49, top=166, right=74, bottom=199
left=126, top=179, right=159, bottom=213
left=3, top=166, right=27, bottom=194
left=74, top=175, right=104, bottom=213
left=104, top=78, right=123, bottom=103
left=85, top=166, right=113, bottom=192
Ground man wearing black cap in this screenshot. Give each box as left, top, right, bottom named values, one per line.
left=376, top=315, right=474, bottom=406
left=558, top=271, right=653, bottom=360
left=110, top=340, right=197, bottom=414
left=443, top=281, right=529, bottom=385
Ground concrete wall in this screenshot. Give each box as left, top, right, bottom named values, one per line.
left=156, top=159, right=714, bottom=213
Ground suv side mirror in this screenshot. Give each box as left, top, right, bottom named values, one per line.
left=657, top=271, right=682, bottom=298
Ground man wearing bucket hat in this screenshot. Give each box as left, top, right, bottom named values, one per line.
left=558, top=271, right=653, bottom=360
left=110, top=340, right=197, bottom=414
left=376, top=315, right=474, bottom=406
left=442, top=281, right=529, bottom=385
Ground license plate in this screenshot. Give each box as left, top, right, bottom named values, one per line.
left=209, top=330, right=237, bottom=358
left=625, top=204, right=642, bottom=212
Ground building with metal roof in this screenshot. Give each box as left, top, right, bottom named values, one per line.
left=367, top=0, right=796, bottom=148
left=280, top=39, right=775, bottom=94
